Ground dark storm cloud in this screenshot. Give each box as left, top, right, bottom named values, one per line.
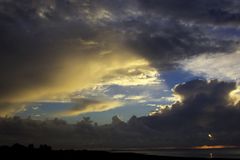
left=138, top=0, right=240, bottom=25
left=0, top=0, right=98, bottom=100
left=125, top=0, right=240, bottom=69
left=123, top=20, right=237, bottom=70
left=139, top=79, right=240, bottom=145
left=0, top=0, right=240, bottom=115
left=145, top=79, right=238, bottom=126
left=0, top=0, right=129, bottom=107
left=1, top=80, right=240, bottom=148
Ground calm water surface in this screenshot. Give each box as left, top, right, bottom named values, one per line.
left=113, top=148, right=240, bottom=159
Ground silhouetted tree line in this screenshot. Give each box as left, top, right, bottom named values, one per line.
left=0, top=143, right=52, bottom=152
left=0, top=143, right=233, bottom=160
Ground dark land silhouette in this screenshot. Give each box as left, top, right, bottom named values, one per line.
left=0, top=144, right=238, bottom=160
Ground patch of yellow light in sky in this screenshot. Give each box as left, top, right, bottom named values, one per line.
left=79, top=39, right=98, bottom=45
left=98, top=66, right=160, bottom=86
left=147, top=85, right=185, bottom=117
left=0, top=46, right=161, bottom=116
left=57, top=100, right=123, bottom=117
left=0, top=103, right=26, bottom=117
left=148, top=91, right=183, bottom=116
left=162, top=94, right=183, bottom=103
left=125, top=95, right=147, bottom=100
left=229, top=86, right=240, bottom=105
left=113, top=94, right=126, bottom=99
left=171, top=86, right=184, bottom=103
left=148, top=111, right=158, bottom=116
left=3, top=51, right=148, bottom=102
left=148, top=105, right=171, bottom=116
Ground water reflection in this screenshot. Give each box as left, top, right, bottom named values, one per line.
left=114, top=146, right=240, bottom=159
left=209, top=152, right=213, bottom=158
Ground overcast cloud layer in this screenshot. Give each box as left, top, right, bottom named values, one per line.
left=1, top=0, right=240, bottom=148
left=0, top=0, right=240, bottom=112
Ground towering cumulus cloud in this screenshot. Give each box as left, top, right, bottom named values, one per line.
left=147, top=80, right=240, bottom=130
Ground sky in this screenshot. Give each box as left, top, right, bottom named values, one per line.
left=1, top=0, right=240, bottom=148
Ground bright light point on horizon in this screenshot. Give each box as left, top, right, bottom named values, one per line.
left=208, top=133, right=214, bottom=141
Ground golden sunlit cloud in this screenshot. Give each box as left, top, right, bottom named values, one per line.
left=57, top=99, right=123, bottom=117
left=229, top=85, right=240, bottom=105
left=148, top=105, right=170, bottom=116
left=164, top=94, right=183, bottom=103
left=1, top=53, right=154, bottom=102
left=148, top=89, right=183, bottom=116
left=97, top=59, right=160, bottom=86
left=125, top=95, right=147, bottom=100
left=0, top=103, right=26, bottom=117
left=0, top=44, right=161, bottom=116
left=113, top=94, right=126, bottom=99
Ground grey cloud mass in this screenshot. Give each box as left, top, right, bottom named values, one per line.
left=139, top=0, right=240, bottom=25
left=1, top=0, right=240, bottom=148
left=0, top=0, right=239, bottom=106
left=1, top=79, right=240, bottom=148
